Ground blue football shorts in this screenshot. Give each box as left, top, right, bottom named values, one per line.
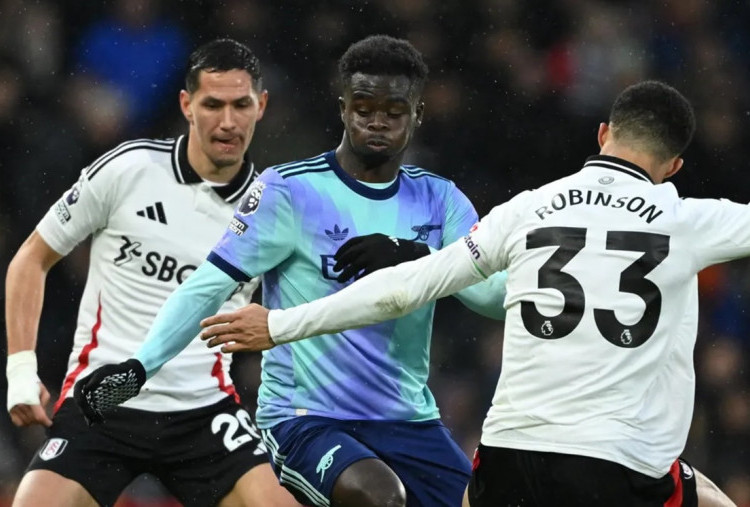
left=261, top=415, right=472, bottom=507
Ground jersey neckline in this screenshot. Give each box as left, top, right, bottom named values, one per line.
left=583, top=155, right=654, bottom=184
left=171, top=135, right=256, bottom=203
left=324, top=150, right=401, bottom=200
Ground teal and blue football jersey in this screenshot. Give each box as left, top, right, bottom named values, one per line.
left=209, top=151, right=479, bottom=428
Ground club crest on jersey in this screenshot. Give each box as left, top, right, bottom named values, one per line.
left=410, top=224, right=441, bottom=241
left=39, top=438, right=68, bottom=461
left=238, top=181, right=265, bottom=216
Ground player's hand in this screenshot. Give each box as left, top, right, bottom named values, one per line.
left=333, top=233, right=430, bottom=283
left=73, top=359, right=146, bottom=425
left=200, top=303, right=275, bottom=352
left=8, top=383, right=53, bottom=428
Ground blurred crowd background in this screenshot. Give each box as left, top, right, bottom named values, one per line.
left=0, top=0, right=748, bottom=505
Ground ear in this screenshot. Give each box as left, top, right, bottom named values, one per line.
left=338, top=96, right=346, bottom=123
left=597, top=122, right=609, bottom=148
left=663, top=157, right=684, bottom=179
left=415, top=101, right=425, bottom=127
left=179, top=90, right=193, bottom=124
left=256, top=89, right=269, bottom=121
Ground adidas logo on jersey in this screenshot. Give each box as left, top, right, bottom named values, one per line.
left=325, top=224, right=349, bottom=241
left=136, top=202, right=167, bottom=224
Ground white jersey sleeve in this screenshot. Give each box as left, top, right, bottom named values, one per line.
left=464, top=192, right=531, bottom=277
left=681, top=197, right=750, bottom=269
left=36, top=167, right=112, bottom=255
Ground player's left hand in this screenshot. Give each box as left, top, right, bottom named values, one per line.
left=200, top=303, right=275, bottom=352
left=73, top=359, right=146, bottom=425
left=333, top=233, right=430, bottom=283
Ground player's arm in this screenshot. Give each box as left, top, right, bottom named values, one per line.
left=72, top=260, right=245, bottom=425
left=5, top=231, right=61, bottom=427
left=441, top=183, right=507, bottom=320
left=683, top=196, right=750, bottom=268
left=6, top=163, right=111, bottom=427
left=452, top=270, right=507, bottom=319
left=202, top=238, right=484, bottom=350
left=201, top=203, right=511, bottom=351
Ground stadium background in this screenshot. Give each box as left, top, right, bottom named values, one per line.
left=0, top=0, right=748, bottom=504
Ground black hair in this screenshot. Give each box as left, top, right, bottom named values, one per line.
left=338, top=35, right=429, bottom=93
left=609, top=81, right=696, bottom=161
left=185, top=38, right=262, bottom=93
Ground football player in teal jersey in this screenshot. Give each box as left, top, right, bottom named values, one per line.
left=76, top=35, right=506, bottom=507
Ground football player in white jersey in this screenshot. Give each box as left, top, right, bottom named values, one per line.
left=5, top=39, right=300, bottom=507
left=197, top=81, right=737, bottom=506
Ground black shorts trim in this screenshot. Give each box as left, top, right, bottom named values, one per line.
left=469, top=445, right=698, bottom=507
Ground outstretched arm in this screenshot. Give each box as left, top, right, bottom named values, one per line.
left=451, top=267, right=507, bottom=320
left=134, top=261, right=239, bottom=377
left=73, top=260, right=239, bottom=424
left=201, top=238, right=486, bottom=351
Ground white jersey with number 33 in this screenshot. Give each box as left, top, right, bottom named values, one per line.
left=466, top=155, right=750, bottom=478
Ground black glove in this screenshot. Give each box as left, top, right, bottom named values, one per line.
left=333, top=233, right=430, bottom=283
left=73, top=359, right=146, bottom=425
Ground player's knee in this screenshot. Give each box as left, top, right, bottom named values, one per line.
left=355, top=482, right=406, bottom=507
left=332, top=458, right=406, bottom=507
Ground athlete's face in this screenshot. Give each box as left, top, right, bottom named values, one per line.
left=180, top=69, right=267, bottom=170
left=339, top=73, right=424, bottom=166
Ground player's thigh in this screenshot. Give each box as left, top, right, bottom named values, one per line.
left=13, top=470, right=97, bottom=507
left=155, top=398, right=272, bottom=507
left=261, top=416, right=382, bottom=507
left=218, top=462, right=301, bottom=507
left=364, top=419, right=471, bottom=507
left=694, top=466, right=736, bottom=507
left=22, top=400, right=140, bottom=506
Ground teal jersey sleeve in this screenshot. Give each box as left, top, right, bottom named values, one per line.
left=134, top=261, right=238, bottom=377
left=441, top=181, right=507, bottom=319
left=209, top=168, right=296, bottom=280
left=441, top=181, right=479, bottom=245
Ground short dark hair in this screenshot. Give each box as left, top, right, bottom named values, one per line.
left=338, top=35, right=429, bottom=94
left=185, top=38, right=262, bottom=93
left=608, top=81, right=696, bottom=161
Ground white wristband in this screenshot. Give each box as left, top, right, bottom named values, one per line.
left=6, top=350, right=42, bottom=412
